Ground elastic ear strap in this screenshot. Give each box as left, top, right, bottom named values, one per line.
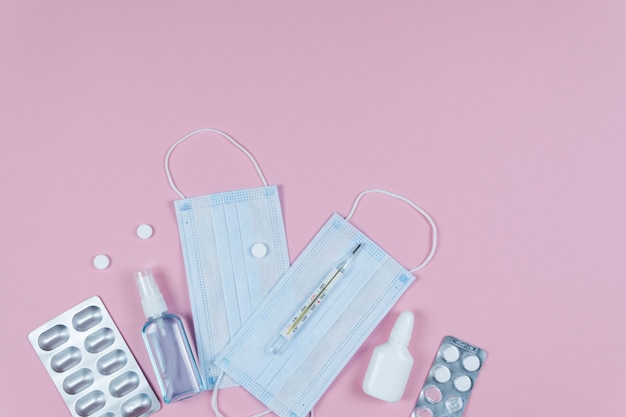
left=211, top=371, right=227, bottom=417
left=345, top=189, right=438, bottom=273
left=164, top=128, right=269, bottom=199
left=212, top=371, right=279, bottom=417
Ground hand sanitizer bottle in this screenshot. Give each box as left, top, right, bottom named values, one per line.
left=135, top=270, right=203, bottom=403
left=362, top=311, right=414, bottom=402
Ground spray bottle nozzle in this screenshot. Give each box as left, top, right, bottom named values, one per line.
left=134, top=270, right=168, bottom=318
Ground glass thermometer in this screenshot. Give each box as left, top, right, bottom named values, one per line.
left=269, top=243, right=363, bottom=354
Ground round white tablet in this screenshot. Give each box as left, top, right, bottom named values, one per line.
left=453, top=375, right=473, bottom=393
left=136, top=224, right=153, bottom=239
left=93, top=254, right=111, bottom=270
left=462, top=354, right=481, bottom=372
left=251, top=243, right=268, bottom=258
left=441, top=345, right=460, bottom=363
left=433, top=366, right=451, bottom=383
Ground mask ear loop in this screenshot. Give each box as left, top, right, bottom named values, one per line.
left=211, top=371, right=225, bottom=417
left=165, top=128, right=269, bottom=199
left=211, top=369, right=315, bottom=417
left=248, top=409, right=314, bottom=417
left=345, top=189, right=438, bottom=272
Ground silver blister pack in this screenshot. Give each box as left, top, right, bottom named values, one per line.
left=410, top=335, right=487, bottom=417
left=28, top=296, right=161, bottom=417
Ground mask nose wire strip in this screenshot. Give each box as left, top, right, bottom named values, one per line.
left=165, top=128, right=269, bottom=199
left=344, top=189, right=438, bottom=273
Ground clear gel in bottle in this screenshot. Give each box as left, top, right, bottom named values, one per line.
left=135, top=270, right=203, bottom=403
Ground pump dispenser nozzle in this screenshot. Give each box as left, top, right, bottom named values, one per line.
left=135, top=270, right=168, bottom=318
left=134, top=269, right=203, bottom=403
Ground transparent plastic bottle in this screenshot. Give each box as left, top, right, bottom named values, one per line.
left=135, top=270, right=203, bottom=403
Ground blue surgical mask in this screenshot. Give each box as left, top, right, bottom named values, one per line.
left=165, top=128, right=290, bottom=390
left=215, top=189, right=437, bottom=417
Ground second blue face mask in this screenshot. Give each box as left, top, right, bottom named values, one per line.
left=215, top=189, right=438, bottom=417
left=164, top=128, right=290, bottom=390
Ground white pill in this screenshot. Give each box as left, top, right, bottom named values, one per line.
left=433, top=366, right=451, bottom=383
left=251, top=243, right=268, bottom=258
left=441, top=345, right=460, bottom=363
left=462, top=355, right=481, bottom=372
left=453, top=375, right=472, bottom=393
left=93, top=254, right=111, bottom=270
left=136, top=224, right=153, bottom=239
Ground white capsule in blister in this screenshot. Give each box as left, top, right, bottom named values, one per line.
left=462, top=354, right=481, bottom=372
left=441, top=345, right=460, bottom=362
left=433, top=365, right=451, bottom=383
left=454, top=375, right=473, bottom=392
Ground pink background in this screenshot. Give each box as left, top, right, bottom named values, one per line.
left=2, top=1, right=625, bottom=416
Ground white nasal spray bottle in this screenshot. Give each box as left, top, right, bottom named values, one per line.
left=362, top=311, right=414, bottom=402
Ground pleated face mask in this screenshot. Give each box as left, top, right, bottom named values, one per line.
left=165, top=128, right=290, bottom=390
left=215, top=189, right=438, bottom=417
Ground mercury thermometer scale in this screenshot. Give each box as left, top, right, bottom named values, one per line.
left=269, top=243, right=363, bottom=354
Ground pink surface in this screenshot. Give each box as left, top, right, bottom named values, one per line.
left=1, top=1, right=626, bottom=416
